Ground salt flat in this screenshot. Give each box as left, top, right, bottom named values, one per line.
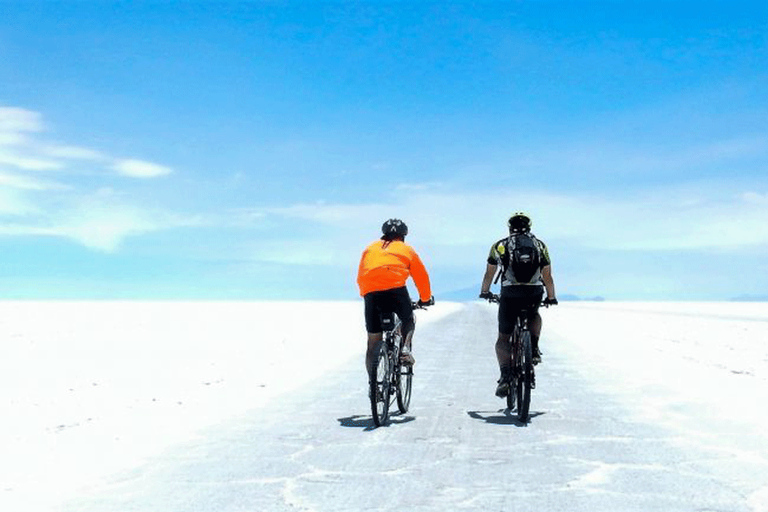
left=1, top=301, right=767, bottom=511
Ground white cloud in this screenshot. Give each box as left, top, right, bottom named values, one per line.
left=0, top=132, right=29, bottom=146
left=0, top=148, right=63, bottom=171
left=559, top=189, right=768, bottom=251
left=41, top=144, right=106, bottom=161
left=54, top=209, right=162, bottom=252
left=0, top=105, right=173, bottom=179
left=56, top=188, right=202, bottom=251
left=0, top=189, right=200, bottom=252
left=113, top=159, right=173, bottom=179
left=249, top=183, right=768, bottom=271
left=0, top=188, right=38, bottom=216
left=0, top=107, right=44, bottom=134
left=0, top=171, right=66, bottom=191
left=252, top=239, right=341, bottom=266
left=0, top=105, right=185, bottom=252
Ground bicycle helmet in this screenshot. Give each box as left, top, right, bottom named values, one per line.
left=508, top=211, right=532, bottom=233
left=381, top=218, right=408, bottom=239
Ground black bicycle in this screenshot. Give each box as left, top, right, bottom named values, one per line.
left=488, top=294, right=549, bottom=422
left=369, top=303, right=426, bottom=427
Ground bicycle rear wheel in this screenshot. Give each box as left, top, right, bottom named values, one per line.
left=507, top=327, right=521, bottom=411
left=396, top=362, right=412, bottom=414
left=370, top=339, right=391, bottom=426
left=506, top=374, right=516, bottom=410
left=516, top=331, right=533, bottom=421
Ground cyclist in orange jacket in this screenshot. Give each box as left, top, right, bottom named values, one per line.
left=357, top=219, right=434, bottom=378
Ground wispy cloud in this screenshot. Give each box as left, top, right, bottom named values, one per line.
left=0, top=149, right=63, bottom=171
left=0, top=106, right=44, bottom=133
left=0, top=106, right=183, bottom=251
left=113, top=159, right=173, bottom=179
left=0, top=171, right=66, bottom=191
left=0, top=188, right=38, bottom=216
left=0, top=188, right=199, bottom=252
left=40, top=144, right=106, bottom=161
left=0, top=106, right=173, bottom=178
left=48, top=190, right=186, bottom=252
left=246, top=182, right=768, bottom=270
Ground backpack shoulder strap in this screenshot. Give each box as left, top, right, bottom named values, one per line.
left=493, top=236, right=512, bottom=284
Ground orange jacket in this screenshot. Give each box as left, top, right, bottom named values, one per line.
left=357, top=239, right=432, bottom=302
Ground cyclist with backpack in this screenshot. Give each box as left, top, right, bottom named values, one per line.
left=357, top=219, right=434, bottom=381
left=479, top=212, right=558, bottom=398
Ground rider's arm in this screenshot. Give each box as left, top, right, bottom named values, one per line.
left=409, top=250, right=432, bottom=303
left=541, top=264, right=556, bottom=300
left=480, top=263, right=497, bottom=294
left=481, top=242, right=502, bottom=295
left=356, top=246, right=370, bottom=296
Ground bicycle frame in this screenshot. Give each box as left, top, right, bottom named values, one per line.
left=369, top=303, right=423, bottom=427
left=486, top=294, right=544, bottom=422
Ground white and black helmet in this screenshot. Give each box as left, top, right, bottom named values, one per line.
left=508, top=211, right=532, bottom=233
left=381, top=218, right=408, bottom=238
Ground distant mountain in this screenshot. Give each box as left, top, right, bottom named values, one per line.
left=731, top=294, right=768, bottom=302
left=561, top=294, right=606, bottom=302
left=438, top=289, right=606, bottom=302
left=438, top=287, right=480, bottom=301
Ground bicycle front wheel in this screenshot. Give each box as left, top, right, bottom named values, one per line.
left=516, top=331, right=533, bottom=422
left=370, top=339, right=391, bottom=426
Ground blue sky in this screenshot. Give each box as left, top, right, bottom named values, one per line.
left=1, top=1, right=767, bottom=300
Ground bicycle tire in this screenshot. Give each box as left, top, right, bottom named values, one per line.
left=396, top=362, right=412, bottom=413
left=507, top=326, right=521, bottom=411
left=517, top=331, right=533, bottom=421
left=506, top=378, right=516, bottom=410
left=370, top=339, right=391, bottom=426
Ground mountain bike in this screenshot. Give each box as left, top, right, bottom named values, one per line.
left=487, top=294, right=549, bottom=422
left=369, top=302, right=426, bottom=427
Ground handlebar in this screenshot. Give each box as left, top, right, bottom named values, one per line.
left=481, top=293, right=557, bottom=307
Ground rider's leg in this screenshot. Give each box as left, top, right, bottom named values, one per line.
left=401, top=313, right=415, bottom=348
left=529, top=287, right=544, bottom=363
left=530, top=311, right=542, bottom=337
left=495, top=331, right=513, bottom=368
left=366, top=332, right=383, bottom=377
left=497, top=296, right=515, bottom=368
left=362, top=291, right=384, bottom=379
left=392, top=287, right=416, bottom=364
left=530, top=311, right=543, bottom=363
left=495, top=331, right=513, bottom=396
left=398, top=314, right=416, bottom=364
left=495, top=295, right=517, bottom=396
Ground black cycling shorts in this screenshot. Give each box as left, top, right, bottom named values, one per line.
left=498, top=286, right=543, bottom=335
left=363, top=287, right=414, bottom=335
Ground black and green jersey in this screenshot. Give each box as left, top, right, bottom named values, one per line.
left=487, top=233, right=551, bottom=288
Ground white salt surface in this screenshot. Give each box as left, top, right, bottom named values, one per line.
left=0, top=300, right=457, bottom=511
left=1, top=301, right=767, bottom=511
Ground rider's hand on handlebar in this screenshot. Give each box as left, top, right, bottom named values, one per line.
left=543, top=297, right=558, bottom=306
left=479, top=291, right=494, bottom=301
left=417, top=296, right=435, bottom=307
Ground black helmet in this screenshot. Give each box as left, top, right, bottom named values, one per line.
left=381, top=218, right=408, bottom=239
left=508, top=211, right=532, bottom=233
